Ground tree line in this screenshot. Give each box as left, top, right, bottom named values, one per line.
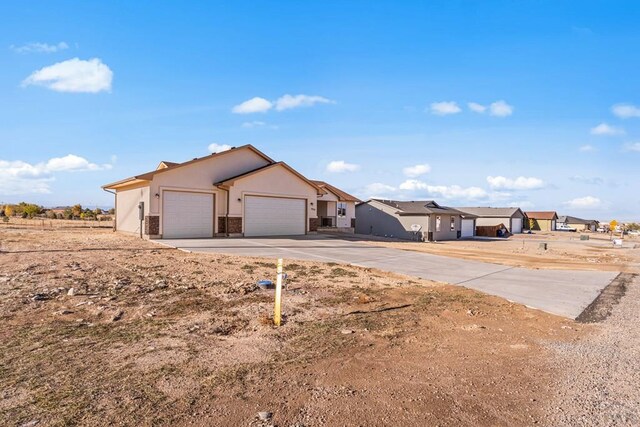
left=1, top=203, right=115, bottom=221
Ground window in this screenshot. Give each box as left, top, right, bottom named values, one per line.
left=436, top=216, right=441, bottom=232
left=337, top=202, right=347, bottom=217
left=450, top=216, right=455, bottom=231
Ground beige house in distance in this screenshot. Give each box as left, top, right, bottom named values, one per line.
left=525, top=211, right=559, bottom=231
left=102, top=145, right=357, bottom=239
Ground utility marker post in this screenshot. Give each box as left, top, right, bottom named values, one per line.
left=274, top=258, right=283, bottom=326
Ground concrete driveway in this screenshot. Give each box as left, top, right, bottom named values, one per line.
left=157, top=234, right=618, bottom=319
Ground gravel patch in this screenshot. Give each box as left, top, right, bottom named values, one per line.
left=544, top=274, right=640, bottom=426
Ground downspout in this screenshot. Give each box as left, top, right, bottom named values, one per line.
left=226, top=188, right=230, bottom=237
left=214, top=184, right=230, bottom=237
left=102, top=188, right=116, bottom=232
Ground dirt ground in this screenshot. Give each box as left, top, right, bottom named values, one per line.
left=0, top=228, right=591, bottom=426
left=364, top=231, right=639, bottom=273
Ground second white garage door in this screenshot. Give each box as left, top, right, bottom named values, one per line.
left=163, top=191, right=214, bottom=238
left=244, top=196, right=306, bottom=237
left=461, top=219, right=475, bottom=237
left=511, top=217, right=523, bottom=234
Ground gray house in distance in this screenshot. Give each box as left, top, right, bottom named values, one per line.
left=355, top=199, right=477, bottom=241
left=457, top=207, right=526, bottom=234
left=557, top=215, right=599, bottom=232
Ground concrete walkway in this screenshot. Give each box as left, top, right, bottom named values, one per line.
left=157, top=235, right=618, bottom=319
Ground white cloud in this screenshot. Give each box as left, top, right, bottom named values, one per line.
left=564, top=196, right=602, bottom=209
left=241, top=121, right=266, bottom=128
left=10, top=41, right=69, bottom=54
left=429, top=101, right=461, bottom=116
left=402, top=163, right=431, bottom=177
left=468, top=102, right=487, bottom=113
left=0, top=155, right=112, bottom=195
left=22, top=58, right=113, bottom=93
left=579, top=144, right=596, bottom=152
left=486, top=175, right=545, bottom=190
left=489, top=100, right=514, bottom=117
left=399, top=179, right=487, bottom=200
left=623, top=142, right=640, bottom=152
left=232, top=94, right=334, bottom=114
left=274, top=94, right=334, bottom=111
left=590, top=123, right=624, bottom=136
left=232, top=97, right=273, bottom=114
left=611, top=104, right=640, bottom=119
left=45, top=154, right=111, bottom=172
left=241, top=121, right=278, bottom=130
left=326, top=160, right=360, bottom=173
left=208, top=143, right=232, bottom=153
left=362, top=183, right=396, bottom=199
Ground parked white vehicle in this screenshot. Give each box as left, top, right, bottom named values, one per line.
left=556, top=223, right=577, bottom=232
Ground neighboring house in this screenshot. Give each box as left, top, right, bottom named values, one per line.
left=525, top=211, right=559, bottom=231
left=355, top=199, right=477, bottom=241
left=102, top=145, right=359, bottom=239
left=557, top=215, right=599, bottom=232
left=311, top=180, right=360, bottom=231
left=456, top=207, right=526, bottom=234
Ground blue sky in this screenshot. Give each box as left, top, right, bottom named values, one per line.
left=1, top=1, right=639, bottom=220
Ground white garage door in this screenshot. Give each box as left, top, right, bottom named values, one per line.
left=244, top=196, right=306, bottom=237
left=162, top=191, right=214, bottom=238
left=511, top=218, right=523, bottom=234
left=461, top=219, right=475, bottom=237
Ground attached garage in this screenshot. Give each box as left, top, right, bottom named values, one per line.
left=244, top=196, right=306, bottom=237
left=461, top=218, right=475, bottom=237
left=102, top=145, right=327, bottom=239
left=457, top=207, right=525, bottom=234
left=162, top=191, right=214, bottom=238
left=511, top=217, right=523, bottom=234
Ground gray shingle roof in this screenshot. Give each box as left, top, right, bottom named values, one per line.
left=372, top=199, right=474, bottom=216
left=558, top=215, right=599, bottom=225
left=457, top=207, right=523, bottom=218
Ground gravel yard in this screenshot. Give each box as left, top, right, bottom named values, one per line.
left=545, top=273, right=640, bottom=425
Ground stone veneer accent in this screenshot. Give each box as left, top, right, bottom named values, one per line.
left=145, top=215, right=159, bottom=235
left=219, top=217, right=242, bottom=234
left=309, top=217, right=318, bottom=232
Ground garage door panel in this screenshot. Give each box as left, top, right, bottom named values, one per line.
left=163, top=191, right=214, bottom=238
left=511, top=218, right=523, bottom=234
left=244, top=196, right=305, bottom=237
left=461, top=219, right=474, bottom=237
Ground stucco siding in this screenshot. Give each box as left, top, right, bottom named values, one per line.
left=337, top=202, right=356, bottom=228
left=149, top=148, right=270, bottom=216
left=355, top=201, right=430, bottom=241
left=432, top=214, right=460, bottom=241
left=229, top=165, right=317, bottom=216
left=116, top=185, right=150, bottom=234
left=529, top=219, right=554, bottom=231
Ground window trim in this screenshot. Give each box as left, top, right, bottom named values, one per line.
left=435, top=215, right=441, bottom=232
